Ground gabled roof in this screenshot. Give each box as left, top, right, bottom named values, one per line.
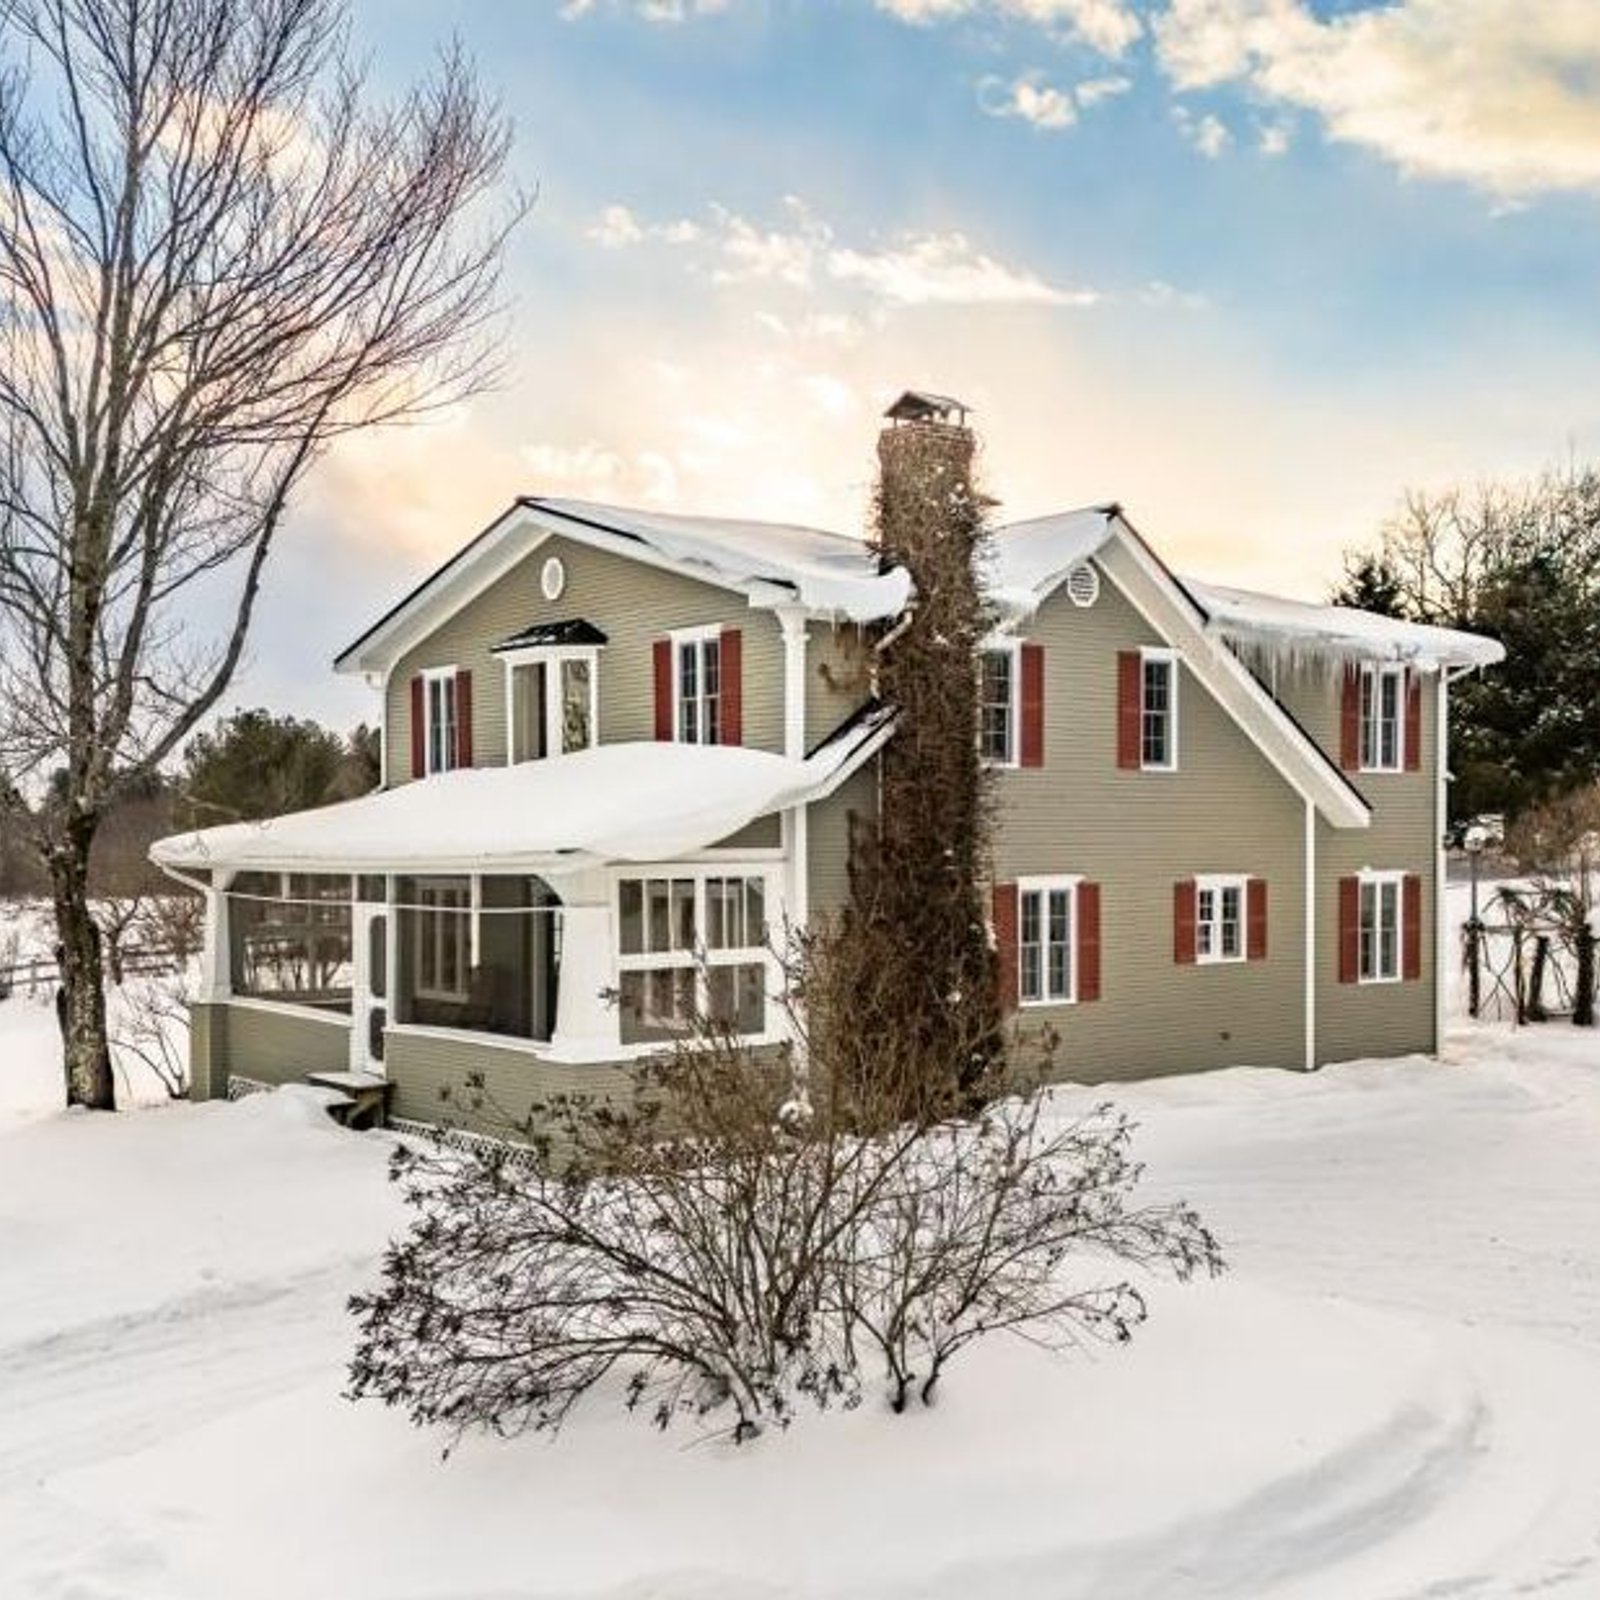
left=335, top=499, right=909, bottom=676
left=493, top=618, right=608, bottom=653
left=990, top=507, right=1372, bottom=829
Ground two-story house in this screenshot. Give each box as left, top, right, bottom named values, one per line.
left=153, top=395, right=1503, bottom=1127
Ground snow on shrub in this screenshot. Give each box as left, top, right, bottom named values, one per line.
left=346, top=1026, right=1222, bottom=1446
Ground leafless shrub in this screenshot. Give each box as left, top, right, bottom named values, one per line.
left=347, top=996, right=1222, bottom=1448
left=110, top=971, right=191, bottom=1098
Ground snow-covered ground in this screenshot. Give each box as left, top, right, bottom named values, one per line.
left=3, top=892, right=1600, bottom=1597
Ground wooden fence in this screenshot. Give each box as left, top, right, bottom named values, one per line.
left=0, top=942, right=186, bottom=998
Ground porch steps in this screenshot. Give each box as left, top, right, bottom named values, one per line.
left=303, top=1070, right=394, bottom=1131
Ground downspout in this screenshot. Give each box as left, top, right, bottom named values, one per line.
left=1437, top=665, right=1471, bottom=1055
left=777, top=605, right=811, bottom=933
left=1304, top=797, right=1316, bottom=1072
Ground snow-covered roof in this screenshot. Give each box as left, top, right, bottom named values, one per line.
left=152, top=730, right=889, bottom=878
left=336, top=498, right=909, bottom=675
left=986, top=507, right=1117, bottom=615
left=985, top=505, right=1502, bottom=671
left=526, top=499, right=907, bottom=622
left=1185, top=580, right=1505, bottom=672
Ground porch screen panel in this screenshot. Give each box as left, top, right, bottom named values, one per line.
left=228, top=872, right=353, bottom=1013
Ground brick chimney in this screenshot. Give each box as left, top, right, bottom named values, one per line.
left=874, top=390, right=978, bottom=580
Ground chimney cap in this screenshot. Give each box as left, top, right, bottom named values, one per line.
left=884, top=389, right=971, bottom=428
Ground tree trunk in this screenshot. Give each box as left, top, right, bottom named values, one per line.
left=1575, top=926, right=1595, bottom=1028
left=50, top=816, right=115, bottom=1110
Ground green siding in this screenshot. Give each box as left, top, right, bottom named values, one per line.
left=188, top=1000, right=351, bottom=1097
left=806, top=621, right=870, bottom=749
left=386, top=536, right=785, bottom=775
left=994, top=572, right=1307, bottom=1081
left=1277, top=665, right=1439, bottom=1064
left=383, top=1027, right=635, bottom=1136
left=807, top=763, right=875, bottom=921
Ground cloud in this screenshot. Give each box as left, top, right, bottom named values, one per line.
left=977, top=70, right=1132, bottom=131
left=1153, top=0, right=1600, bottom=198
left=560, top=0, right=729, bottom=20
left=589, top=198, right=1100, bottom=308
left=876, top=0, right=1142, bottom=57
left=829, top=232, right=1098, bottom=306
left=1257, top=119, right=1292, bottom=157
left=1173, top=104, right=1233, bottom=158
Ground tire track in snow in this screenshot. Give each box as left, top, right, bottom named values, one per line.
left=0, top=1253, right=370, bottom=1490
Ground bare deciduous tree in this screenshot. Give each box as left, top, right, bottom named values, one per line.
left=0, top=0, right=519, bottom=1105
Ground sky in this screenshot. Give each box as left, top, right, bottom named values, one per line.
left=238, top=0, right=1600, bottom=730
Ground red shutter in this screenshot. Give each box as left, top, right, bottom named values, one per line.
left=653, top=640, right=673, bottom=741
left=1117, top=651, right=1142, bottom=770
left=1404, top=672, right=1422, bottom=772
left=454, top=669, right=473, bottom=769
left=1403, top=873, right=1423, bottom=981
left=720, top=628, right=742, bottom=746
left=1078, top=881, right=1101, bottom=1002
left=1174, top=879, right=1197, bottom=965
left=409, top=675, right=425, bottom=779
left=1340, top=666, right=1361, bottom=771
left=993, top=882, right=1019, bottom=1011
left=1338, top=876, right=1360, bottom=984
left=1248, top=877, right=1268, bottom=962
left=1020, top=643, right=1044, bottom=769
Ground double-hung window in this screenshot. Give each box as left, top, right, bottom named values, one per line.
left=424, top=670, right=458, bottom=775
left=1360, top=664, right=1404, bottom=772
left=1018, top=876, right=1076, bottom=1005
left=1195, top=875, right=1246, bottom=964
left=1359, top=871, right=1403, bottom=983
left=616, top=870, right=770, bottom=1043
left=675, top=631, right=722, bottom=746
left=1141, top=649, right=1178, bottom=771
left=979, top=645, right=1018, bottom=765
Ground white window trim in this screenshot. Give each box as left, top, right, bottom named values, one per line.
left=979, top=637, right=1022, bottom=769
left=421, top=666, right=459, bottom=777
left=1194, top=873, right=1249, bottom=966
left=501, top=645, right=602, bottom=765
left=670, top=624, right=724, bottom=747
left=1359, top=663, right=1406, bottom=774
left=611, top=864, right=783, bottom=1042
left=1016, top=873, right=1082, bottom=1009
left=1357, top=868, right=1405, bottom=985
left=1140, top=646, right=1179, bottom=773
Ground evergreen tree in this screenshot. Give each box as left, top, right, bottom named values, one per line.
left=1329, top=553, right=1407, bottom=617
left=180, top=710, right=377, bottom=828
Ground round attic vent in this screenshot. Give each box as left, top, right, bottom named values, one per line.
left=1065, top=562, right=1100, bottom=608
left=541, top=555, right=566, bottom=602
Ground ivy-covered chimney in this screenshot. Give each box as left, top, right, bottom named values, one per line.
left=826, top=390, right=1001, bottom=1119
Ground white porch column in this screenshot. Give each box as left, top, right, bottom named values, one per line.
left=776, top=604, right=812, bottom=957
left=551, top=901, right=619, bottom=1059
left=198, top=869, right=235, bottom=1003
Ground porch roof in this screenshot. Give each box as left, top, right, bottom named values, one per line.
left=150, top=728, right=888, bottom=879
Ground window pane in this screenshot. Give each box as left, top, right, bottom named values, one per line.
left=647, top=878, right=672, bottom=953
left=619, top=880, right=644, bottom=955
left=709, top=962, right=765, bottom=1035
left=671, top=879, right=696, bottom=950
left=1019, top=889, right=1041, bottom=1002
left=703, top=641, right=720, bottom=744
left=368, top=916, right=387, bottom=1001
left=1047, top=888, right=1072, bottom=999
left=744, top=877, right=765, bottom=948
left=1221, top=887, right=1241, bottom=957
left=620, top=966, right=696, bottom=1045
left=561, top=658, right=592, bottom=753
left=707, top=877, right=734, bottom=950
left=980, top=650, right=1013, bottom=762
left=1142, top=660, right=1170, bottom=766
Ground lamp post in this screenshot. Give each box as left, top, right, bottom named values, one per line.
left=1464, top=823, right=1487, bottom=1019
